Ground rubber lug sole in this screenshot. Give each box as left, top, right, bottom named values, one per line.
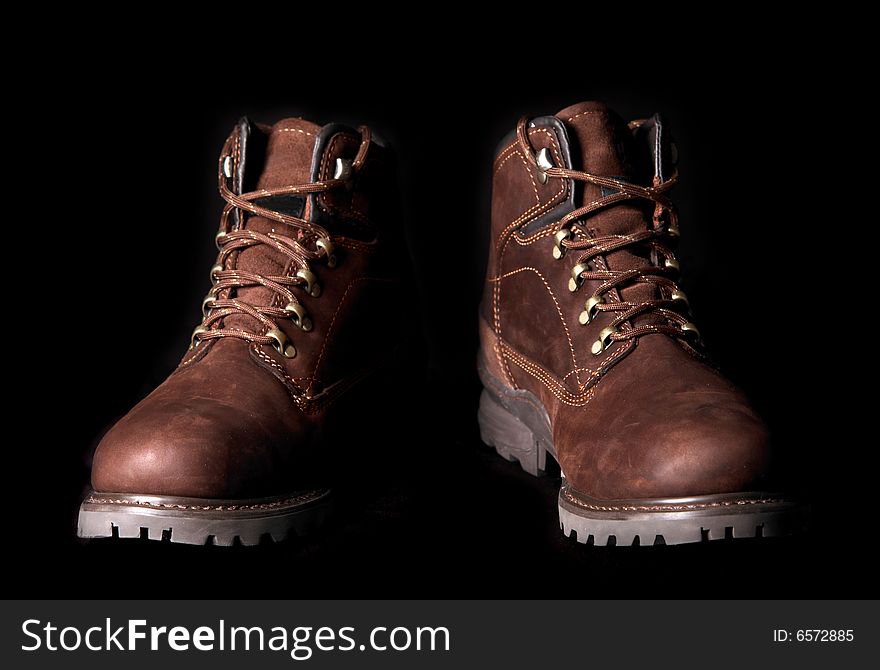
left=478, top=387, right=807, bottom=546
left=77, top=488, right=331, bottom=546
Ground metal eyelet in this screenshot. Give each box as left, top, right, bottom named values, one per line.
left=215, top=231, right=227, bottom=249
left=552, top=229, right=571, bottom=259
left=535, top=147, right=553, bottom=184
left=666, top=221, right=680, bottom=238
left=210, top=264, right=224, bottom=283
left=190, top=325, right=209, bottom=349
left=591, top=327, right=617, bottom=355
left=568, top=263, right=589, bottom=292
left=578, top=296, right=603, bottom=325
left=670, top=288, right=688, bottom=305
left=265, top=328, right=297, bottom=358
left=222, top=156, right=233, bottom=179
left=284, top=302, right=313, bottom=332
left=296, top=269, right=321, bottom=297
left=664, top=257, right=680, bottom=273
left=201, top=295, right=215, bottom=317
left=316, top=238, right=336, bottom=268
left=333, top=158, right=353, bottom=181
left=680, top=321, right=701, bottom=341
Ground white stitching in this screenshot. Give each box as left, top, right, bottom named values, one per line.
left=492, top=143, right=519, bottom=170
left=493, top=149, right=522, bottom=175
left=489, top=266, right=581, bottom=386
left=496, top=129, right=567, bottom=239
left=275, top=127, right=314, bottom=137
left=566, top=110, right=605, bottom=122
left=85, top=490, right=328, bottom=511
left=562, top=487, right=785, bottom=512
left=493, top=129, right=569, bottom=388
left=502, top=347, right=596, bottom=407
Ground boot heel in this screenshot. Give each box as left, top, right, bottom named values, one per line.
left=478, top=389, right=547, bottom=476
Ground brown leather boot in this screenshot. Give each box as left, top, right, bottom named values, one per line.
left=478, top=101, right=803, bottom=545
left=79, top=116, right=407, bottom=545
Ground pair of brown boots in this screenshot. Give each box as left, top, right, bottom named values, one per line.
left=78, top=101, right=802, bottom=547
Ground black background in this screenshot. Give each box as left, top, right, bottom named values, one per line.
left=10, top=27, right=871, bottom=599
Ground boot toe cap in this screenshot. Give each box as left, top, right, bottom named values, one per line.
left=567, top=399, right=773, bottom=500
left=638, top=405, right=771, bottom=497
left=91, top=396, right=302, bottom=499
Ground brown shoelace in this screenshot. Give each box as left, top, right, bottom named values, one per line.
left=191, top=126, right=372, bottom=358
left=517, top=118, right=699, bottom=355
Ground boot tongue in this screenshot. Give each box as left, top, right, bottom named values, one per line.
left=556, top=102, right=658, bottom=312
left=226, top=118, right=321, bottom=332
left=557, top=101, right=634, bottom=181
left=254, top=118, right=320, bottom=189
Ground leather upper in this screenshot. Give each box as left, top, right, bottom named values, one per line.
left=480, top=102, right=773, bottom=500
left=91, top=117, right=406, bottom=498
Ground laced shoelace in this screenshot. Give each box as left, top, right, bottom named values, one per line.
left=517, top=118, right=699, bottom=356
left=190, top=126, right=372, bottom=359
